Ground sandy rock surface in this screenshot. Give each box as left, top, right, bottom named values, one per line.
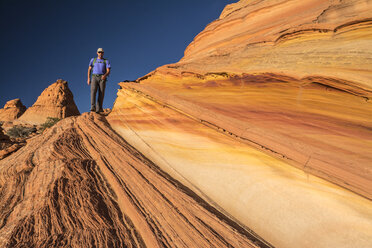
left=17, top=79, right=80, bottom=125
left=125, top=0, right=372, bottom=200
left=107, top=0, right=372, bottom=246
left=108, top=83, right=372, bottom=248
left=0, top=113, right=264, bottom=248
left=1, top=1, right=371, bottom=247
left=0, top=99, right=26, bottom=122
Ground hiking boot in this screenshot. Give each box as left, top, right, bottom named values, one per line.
left=90, top=108, right=96, bottom=112
left=96, top=109, right=104, bottom=114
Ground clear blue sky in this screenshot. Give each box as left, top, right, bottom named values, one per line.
left=0, top=0, right=236, bottom=113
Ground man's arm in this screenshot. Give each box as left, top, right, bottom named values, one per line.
left=102, top=68, right=111, bottom=80
left=87, top=66, right=92, bottom=85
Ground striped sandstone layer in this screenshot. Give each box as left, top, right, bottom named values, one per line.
left=107, top=83, right=372, bottom=248
left=0, top=113, right=265, bottom=248
left=117, top=0, right=372, bottom=199
left=107, top=0, right=372, bottom=247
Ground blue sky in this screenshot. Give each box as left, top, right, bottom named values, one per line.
left=0, top=0, right=236, bottom=113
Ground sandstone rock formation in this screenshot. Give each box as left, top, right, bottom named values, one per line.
left=0, top=113, right=265, bottom=248
left=108, top=82, right=372, bottom=248
left=17, top=79, right=80, bottom=125
left=1, top=1, right=371, bottom=247
left=112, top=0, right=372, bottom=200
left=0, top=99, right=26, bottom=122
left=107, top=0, right=372, bottom=247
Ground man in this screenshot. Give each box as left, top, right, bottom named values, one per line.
left=87, top=48, right=111, bottom=113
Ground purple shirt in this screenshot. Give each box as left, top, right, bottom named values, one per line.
left=89, top=58, right=111, bottom=75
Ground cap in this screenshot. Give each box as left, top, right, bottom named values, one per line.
left=97, top=48, right=104, bottom=53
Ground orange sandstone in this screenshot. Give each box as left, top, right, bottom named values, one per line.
left=107, top=0, right=372, bottom=247
left=114, top=0, right=372, bottom=200
left=0, top=99, right=26, bottom=122
left=108, top=84, right=372, bottom=248
left=0, top=113, right=263, bottom=248
left=17, top=79, right=80, bottom=125
left=0, top=1, right=371, bottom=247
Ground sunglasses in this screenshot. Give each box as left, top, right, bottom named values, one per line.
left=98, top=51, right=104, bottom=53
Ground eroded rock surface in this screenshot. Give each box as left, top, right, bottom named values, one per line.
left=119, top=0, right=372, bottom=200
left=108, top=82, right=372, bottom=248
left=0, top=99, right=26, bottom=122
left=107, top=0, right=372, bottom=247
left=0, top=113, right=264, bottom=248
left=17, top=79, right=80, bottom=125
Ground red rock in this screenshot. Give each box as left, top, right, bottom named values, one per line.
left=1, top=1, right=372, bottom=248
left=0, top=113, right=261, bottom=247
left=112, top=0, right=372, bottom=200
left=108, top=1, right=372, bottom=247
left=0, top=99, right=26, bottom=121
left=17, top=79, right=80, bottom=124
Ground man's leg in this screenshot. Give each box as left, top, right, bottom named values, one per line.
left=90, top=76, right=99, bottom=111
left=97, top=78, right=106, bottom=112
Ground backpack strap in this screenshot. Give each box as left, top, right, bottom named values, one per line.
left=92, top=58, right=107, bottom=67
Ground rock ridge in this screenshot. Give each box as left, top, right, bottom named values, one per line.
left=0, top=113, right=265, bottom=248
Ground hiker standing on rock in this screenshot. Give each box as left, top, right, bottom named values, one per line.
left=87, top=48, right=111, bottom=113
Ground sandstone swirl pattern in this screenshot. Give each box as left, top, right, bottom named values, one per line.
left=107, top=0, right=372, bottom=247
left=0, top=113, right=265, bottom=248
left=108, top=83, right=372, bottom=248
left=124, top=0, right=372, bottom=200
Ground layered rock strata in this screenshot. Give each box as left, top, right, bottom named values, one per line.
left=17, top=79, right=80, bottom=125
left=107, top=84, right=372, bottom=248
left=179, top=0, right=372, bottom=86
left=0, top=113, right=265, bottom=248
left=107, top=0, right=372, bottom=247
left=0, top=99, right=26, bottom=122
left=122, top=0, right=372, bottom=199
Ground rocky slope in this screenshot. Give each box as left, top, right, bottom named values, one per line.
left=17, top=79, right=80, bottom=125
left=0, top=99, right=26, bottom=122
left=107, top=0, right=372, bottom=247
left=0, top=113, right=265, bottom=248
left=112, top=0, right=372, bottom=200
left=0, top=0, right=371, bottom=247
left=107, top=82, right=372, bottom=248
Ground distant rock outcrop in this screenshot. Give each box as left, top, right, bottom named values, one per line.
left=17, top=79, right=80, bottom=125
left=0, top=99, right=26, bottom=121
